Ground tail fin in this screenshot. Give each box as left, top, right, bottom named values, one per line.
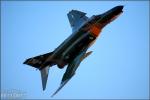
left=40, top=66, right=49, bottom=90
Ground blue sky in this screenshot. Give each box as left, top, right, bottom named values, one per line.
left=1, top=1, right=149, bottom=99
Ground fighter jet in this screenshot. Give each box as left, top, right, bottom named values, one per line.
left=23, top=5, right=124, bottom=97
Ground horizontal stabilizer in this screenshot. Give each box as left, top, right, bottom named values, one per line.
left=40, top=66, right=49, bottom=91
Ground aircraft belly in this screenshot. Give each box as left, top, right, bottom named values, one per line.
left=24, top=6, right=124, bottom=95
left=52, top=30, right=85, bottom=57
left=49, top=31, right=88, bottom=67
left=62, top=32, right=96, bottom=63
left=51, top=30, right=96, bottom=67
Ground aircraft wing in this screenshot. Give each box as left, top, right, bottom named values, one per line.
left=67, top=10, right=88, bottom=32
left=51, top=47, right=92, bottom=97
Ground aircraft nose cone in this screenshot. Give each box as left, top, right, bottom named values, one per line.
left=117, top=5, right=124, bottom=11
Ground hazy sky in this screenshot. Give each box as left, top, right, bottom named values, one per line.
left=1, top=1, right=149, bottom=99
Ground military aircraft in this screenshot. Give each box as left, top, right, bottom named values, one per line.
left=23, top=5, right=124, bottom=97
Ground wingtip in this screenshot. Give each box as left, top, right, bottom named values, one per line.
left=50, top=85, right=62, bottom=97
left=50, top=82, right=66, bottom=97
left=51, top=92, right=56, bottom=98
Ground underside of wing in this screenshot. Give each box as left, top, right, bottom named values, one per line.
left=67, top=10, right=88, bottom=32
left=51, top=47, right=90, bottom=97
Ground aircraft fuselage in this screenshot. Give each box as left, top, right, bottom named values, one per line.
left=46, top=6, right=123, bottom=68
left=23, top=5, right=124, bottom=96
